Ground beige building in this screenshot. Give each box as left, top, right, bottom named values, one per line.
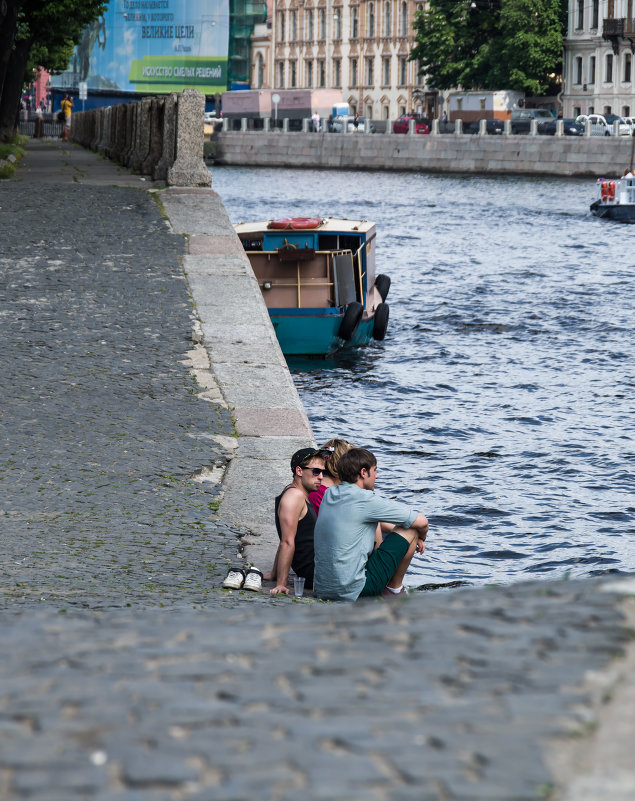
left=562, top=0, right=635, bottom=117
left=250, top=0, right=437, bottom=121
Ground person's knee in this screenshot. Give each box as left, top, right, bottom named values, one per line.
left=391, top=526, right=418, bottom=546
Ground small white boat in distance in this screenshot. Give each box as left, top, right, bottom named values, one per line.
left=590, top=175, right=635, bottom=221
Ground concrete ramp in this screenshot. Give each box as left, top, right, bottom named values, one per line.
left=160, top=187, right=314, bottom=570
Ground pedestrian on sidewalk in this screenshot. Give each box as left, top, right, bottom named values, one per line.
left=60, top=94, right=74, bottom=141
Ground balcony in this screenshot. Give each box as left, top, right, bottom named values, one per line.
left=603, top=17, right=624, bottom=53
left=603, top=17, right=624, bottom=36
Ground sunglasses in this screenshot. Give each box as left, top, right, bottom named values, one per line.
left=302, top=467, right=325, bottom=476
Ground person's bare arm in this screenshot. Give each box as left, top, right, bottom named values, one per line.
left=412, top=513, right=429, bottom=553
left=270, top=489, right=306, bottom=595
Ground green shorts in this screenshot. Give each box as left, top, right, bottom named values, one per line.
left=359, top=531, right=410, bottom=597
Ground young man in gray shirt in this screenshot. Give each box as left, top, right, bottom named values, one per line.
left=314, top=448, right=428, bottom=601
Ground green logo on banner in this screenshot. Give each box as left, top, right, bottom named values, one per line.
left=129, top=56, right=227, bottom=93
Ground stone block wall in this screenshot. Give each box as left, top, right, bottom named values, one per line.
left=70, top=90, right=210, bottom=187
left=214, top=130, right=634, bottom=178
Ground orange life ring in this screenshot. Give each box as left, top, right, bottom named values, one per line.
left=601, top=181, right=609, bottom=202
left=268, top=217, right=322, bottom=230
left=607, top=181, right=616, bottom=201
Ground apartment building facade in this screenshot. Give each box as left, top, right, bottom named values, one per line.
left=562, top=0, right=635, bottom=117
left=250, top=0, right=437, bottom=121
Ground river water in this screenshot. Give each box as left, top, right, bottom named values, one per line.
left=213, top=166, right=634, bottom=590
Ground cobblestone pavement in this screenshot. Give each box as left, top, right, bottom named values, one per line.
left=1, top=144, right=635, bottom=801
left=0, top=179, right=250, bottom=609
left=0, top=581, right=633, bottom=801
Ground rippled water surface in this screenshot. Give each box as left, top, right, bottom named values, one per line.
left=214, top=167, right=634, bottom=588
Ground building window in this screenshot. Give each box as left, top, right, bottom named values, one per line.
left=589, top=56, right=595, bottom=84
left=318, top=60, right=325, bottom=87
left=382, top=57, right=390, bottom=85
left=306, top=60, right=313, bottom=87
left=319, top=8, right=325, bottom=39
left=624, top=105, right=631, bottom=116
left=576, top=0, right=583, bottom=28
left=399, top=56, right=406, bottom=85
left=608, top=0, right=614, bottom=17
left=352, top=6, right=358, bottom=39
left=366, top=103, right=373, bottom=118
left=306, top=9, right=313, bottom=41
left=334, top=7, right=342, bottom=39
left=624, top=53, right=632, bottom=82
left=278, top=11, right=285, bottom=41
left=384, top=1, right=391, bottom=36
left=383, top=105, right=390, bottom=119
left=575, top=56, right=582, bottom=84
left=416, top=60, right=423, bottom=85
left=399, top=104, right=406, bottom=115
left=603, top=104, right=611, bottom=114
left=277, top=61, right=284, bottom=87
left=368, top=2, right=375, bottom=36
left=334, top=59, right=341, bottom=87
left=573, top=106, right=581, bottom=116
left=290, top=10, right=297, bottom=40
left=351, top=57, right=358, bottom=86
left=400, top=1, right=407, bottom=35
left=290, top=60, right=297, bottom=87
left=255, top=53, right=264, bottom=88
left=366, top=57, right=374, bottom=85
left=592, top=0, right=599, bottom=27
left=606, top=53, right=613, bottom=82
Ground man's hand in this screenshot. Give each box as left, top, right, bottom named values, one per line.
left=270, top=584, right=290, bottom=595
left=416, top=538, right=426, bottom=554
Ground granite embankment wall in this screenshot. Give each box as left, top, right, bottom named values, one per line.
left=215, top=130, right=635, bottom=177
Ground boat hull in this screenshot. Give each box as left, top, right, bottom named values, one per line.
left=271, top=312, right=374, bottom=355
left=590, top=199, right=635, bottom=221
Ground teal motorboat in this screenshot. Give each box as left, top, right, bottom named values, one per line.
left=234, top=216, right=391, bottom=356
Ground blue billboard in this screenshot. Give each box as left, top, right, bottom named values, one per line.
left=52, top=0, right=229, bottom=95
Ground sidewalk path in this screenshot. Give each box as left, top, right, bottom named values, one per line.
left=0, top=140, right=634, bottom=801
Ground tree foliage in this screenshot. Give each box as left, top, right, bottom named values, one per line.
left=410, top=0, right=567, bottom=95
left=0, top=0, right=105, bottom=139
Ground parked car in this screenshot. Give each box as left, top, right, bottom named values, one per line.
left=575, top=113, right=631, bottom=136
left=622, top=116, right=635, bottom=134
left=462, top=118, right=504, bottom=135
left=538, top=118, right=585, bottom=136
left=392, top=114, right=430, bottom=134
left=330, top=114, right=375, bottom=133
left=510, top=108, right=554, bottom=134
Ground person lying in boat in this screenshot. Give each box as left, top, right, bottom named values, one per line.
left=265, top=447, right=326, bottom=595
left=314, top=448, right=428, bottom=602
left=308, top=438, right=354, bottom=516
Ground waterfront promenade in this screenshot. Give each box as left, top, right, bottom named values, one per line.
left=1, top=140, right=634, bottom=800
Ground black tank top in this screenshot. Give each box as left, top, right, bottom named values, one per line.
left=275, top=486, right=316, bottom=588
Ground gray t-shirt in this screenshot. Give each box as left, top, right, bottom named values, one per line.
left=314, top=483, right=418, bottom=601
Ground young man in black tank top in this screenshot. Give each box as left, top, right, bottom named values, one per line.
left=265, top=447, right=326, bottom=595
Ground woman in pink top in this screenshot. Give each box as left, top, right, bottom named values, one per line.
left=309, top=438, right=354, bottom=516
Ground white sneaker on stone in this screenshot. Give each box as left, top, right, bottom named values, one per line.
left=243, top=567, right=263, bottom=592
left=222, top=568, right=245, bottom=589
